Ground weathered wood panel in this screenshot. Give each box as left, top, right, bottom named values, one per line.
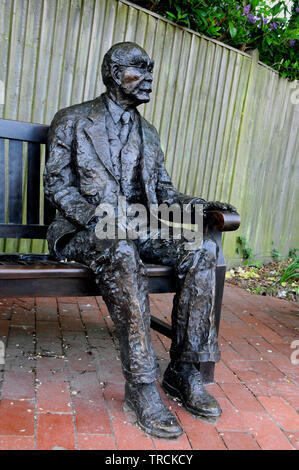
left=0, top=0, right=298, bottom=263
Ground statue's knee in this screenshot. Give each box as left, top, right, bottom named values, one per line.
left=112, top=240, right=142, bottom=271
left=182, top=238, right=216, bottom=262
left=113, top=239, right=136, bottom=258
left=179, top=239, right=216, bottom=270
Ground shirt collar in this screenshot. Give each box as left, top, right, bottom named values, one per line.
left=104, top=93, right=134, bottom=125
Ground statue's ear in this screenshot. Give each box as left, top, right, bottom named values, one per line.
left=111, top=63, right=122, bottom=86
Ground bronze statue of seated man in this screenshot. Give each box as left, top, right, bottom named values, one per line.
left=44, top=42, right=237, bottom=439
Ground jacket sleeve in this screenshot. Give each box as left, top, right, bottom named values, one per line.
left=43, top=111, right=96, bottom=228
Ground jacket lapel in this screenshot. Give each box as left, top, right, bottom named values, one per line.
left=84, top=96, right=118, bottom=182
left=140, top=116, right=159, bottom=205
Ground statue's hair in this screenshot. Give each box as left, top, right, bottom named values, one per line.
left=101, top=42, right=148, bottom=89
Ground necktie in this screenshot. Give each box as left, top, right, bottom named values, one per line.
left=119, top=111, right=131, bottom=145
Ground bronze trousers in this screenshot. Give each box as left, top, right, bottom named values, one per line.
left=59, top=230, right=220, bottom=385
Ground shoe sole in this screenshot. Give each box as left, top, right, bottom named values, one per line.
left=123, top=399, right=183, bottom=440
left=162, top=379, right=222, bottom=419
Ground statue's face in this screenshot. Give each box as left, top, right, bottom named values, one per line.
left=113, top=47, right=154, bottom=106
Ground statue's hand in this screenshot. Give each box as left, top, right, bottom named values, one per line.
left=203, top=201, right=238, bottom=213
left=184, top=198, right=237, bottom=213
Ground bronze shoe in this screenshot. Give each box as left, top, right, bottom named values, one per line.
left=124, top=381, right=183, bottom=439
left=162, top=363, right=222, bottom=418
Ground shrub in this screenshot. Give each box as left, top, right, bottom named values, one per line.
left=133, top=0, right=299, bottom=80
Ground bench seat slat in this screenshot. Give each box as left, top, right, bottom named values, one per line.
left=0, top=264, right=91, bottom=279
left=0, top=256, right=173, bottom=279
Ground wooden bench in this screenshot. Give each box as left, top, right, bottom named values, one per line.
left=0, top=117, right=240, bottom=383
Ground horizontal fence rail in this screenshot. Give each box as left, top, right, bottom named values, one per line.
left=0, top=0, right=298, bottom=262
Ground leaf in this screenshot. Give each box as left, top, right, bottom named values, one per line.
left=250, top=0, right=261, bottom=9
left=199, top=16, right=208, bottom=27
left=195, top=8, right=208, bottom=18
left=271, top=1, right=285, bottom=16
left=229, top=21, right=237, bottom=39
left=174, top=5, right=181, bottom=15
left=166, top=11, right=177, bottom=20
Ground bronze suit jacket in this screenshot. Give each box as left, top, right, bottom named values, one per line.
left=44, top=93, right=196, bottom=258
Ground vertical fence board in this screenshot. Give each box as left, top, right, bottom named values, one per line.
left=17, top=0, right=43, bottom=122
left=83, top=0, right=106, bottom=101
left=4, top=0, right=28, bottom=119
left=32, top=0, right=57, bottom=124
left=58, top=0, right=82, bottom=110
left=0, top=0, right=13, bottom=117
left=0, top=139, right=5, bottom=223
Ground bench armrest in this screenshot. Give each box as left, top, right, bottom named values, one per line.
left=205, top=210, right=241, bottom=232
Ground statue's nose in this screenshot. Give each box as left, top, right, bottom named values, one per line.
left=144, top=71, right=153, bottom=81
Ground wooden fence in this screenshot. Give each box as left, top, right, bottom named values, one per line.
left=0, top=0, right=298, bottom=263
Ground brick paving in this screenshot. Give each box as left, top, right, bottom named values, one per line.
left=0, top=285, right=298, bottom=450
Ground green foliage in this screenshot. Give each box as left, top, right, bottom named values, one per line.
left=252, top=285, right=263, bottom=294
left=133, top=0, right=299, bottom=80
left=236, top=235, right=253, bottom=261
left=288, top=247, right=298, bottom=258
left=235, top=236, right=263, bottom=267
left=279, top=256, right=299, bottom=282
left=271, top=241, right=282, bottom=261
left=229, top=240, right=298, bottom=300
left=271, top=247, right=282, bottom=261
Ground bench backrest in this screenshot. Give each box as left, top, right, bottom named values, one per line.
left=0, top=118, right=55, bottom=239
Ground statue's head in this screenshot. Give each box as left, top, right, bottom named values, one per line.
left=101, top=42, right=154, bottom=107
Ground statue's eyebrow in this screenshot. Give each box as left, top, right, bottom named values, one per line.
left=117, top=57, right=154, bottom=69
left=131, top=57, right=149, bottom=67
